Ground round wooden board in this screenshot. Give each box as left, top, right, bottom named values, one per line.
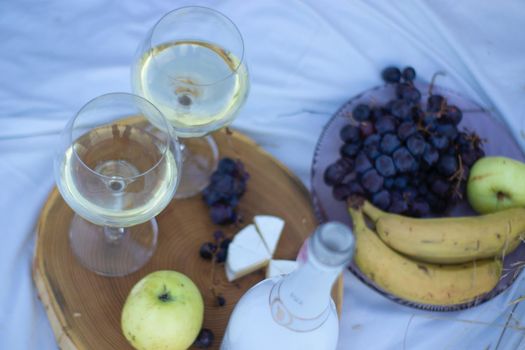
left=33, top=128, right=343, bottom=350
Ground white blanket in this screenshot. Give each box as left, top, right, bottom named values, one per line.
left=1, top=0, right=525, bottom=348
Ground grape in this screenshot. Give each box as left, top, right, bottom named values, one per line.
left=214, top=174, right=235, bottom=194
left=355, top=152, right=373, bottom=174
left=384, top=99, right=396, bottom=114
left=438, top=155, right=458, bottom=176
left=359, top=121, right=375, bottom=137
left=396, top=83, right=421, bottom=104
left=436, top=124, right=458, bottom=141
left=370, top=108, right=385, bottom=121
left=394, top=175, right=408, bottom=189
left=194, top=328, right=214, bottom=348
left=390, top=99, right=412, bottom=120
left=210, top=203, right=237, bottom=225
left=402, top=66, right=416, bottom=81
left=382, top=66, right=401, bottom=83
left=431, top=178, right=451, bottom=197
left=393, top=147, right=417, bottom=173
left=217, top=158, right=237, bottom=174
left=375, top=155, right=397, bottom=177
left=340, top=124, right=361, bottom=143
left=461, top=148, right=478, bottom=167
left=406, top=135, right=426, bottom=157
left=427, top=192, right=447, bottom=213
left=213, top=230, right=225, bottom=241
left=215, top=249, right=228, bottom=263
left=375, top=116, right=397, bottom=134
left=445, top=105, right=463, bottom=125
left=384, top=177, right=395, bottom=189
left=324, top=159, right=352, bottom=186
left=361, top=169, right=384, bottom=193
left=372, top=190, right=391, bottom=210
left=199, top=242, right=217, bottom=260
left=410, top=173, right=424, bottom=186
left=363, top=134, right=382, bottom=159
left=333, top=183, right=352, bottom=201
left=411, top=199, right=431, bottom=217
left=422, top=145, right=439, bottom=167
left=203, top=188, right=222, bottom=206
left=340, top=142, right=362, bottom=158
left=348, top=181, right=366, bottom=196
left=430, top=134, right=449, bottom=151
left=353, top=104, right=371, bottom=121
left=402, top=186, right=419, bottom=202
left=389, top=198, right=409, bottom=214
left=397, top=121, right=417, bottom=141
left=216, top=295, right=226, bottom=307
left=220, top=238, right=232, bottom=250
left=380, top=133, right=401, bottom=155
left=423, top=114, right=439, bottom=131
left=418, top=183, right=429, bottom=196
left=427, top=94, right=445, bottom=112
left=232, top=178, right=247, bottom=197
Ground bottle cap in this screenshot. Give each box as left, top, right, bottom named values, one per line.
left=309, top=222, right=355, bottom=267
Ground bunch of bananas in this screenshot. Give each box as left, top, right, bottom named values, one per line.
left=348, top=201, right=525, bottom=306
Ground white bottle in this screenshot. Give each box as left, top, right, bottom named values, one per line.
left=221, top=222, right=355, bottom=350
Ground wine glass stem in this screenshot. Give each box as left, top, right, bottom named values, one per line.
left=104, top=226, right=127, bottom=244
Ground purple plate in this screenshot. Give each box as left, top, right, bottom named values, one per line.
left=311, top=83, right=525, bottom=311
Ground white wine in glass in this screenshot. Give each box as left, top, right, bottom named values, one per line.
left=132, top=6, right=249, bottom=197
left=54, top=93, right=181, bottom=277
left=134, top=40, right=249, bottom=136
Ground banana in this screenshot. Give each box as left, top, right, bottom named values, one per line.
left=349, top=207, right=502, bottom=306
left=362, top=201, right=525, bottom=264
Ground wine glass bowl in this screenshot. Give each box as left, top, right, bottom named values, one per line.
left=54, top=93, right=181, bottom=276
left=132, top=6, right=249, bottom=197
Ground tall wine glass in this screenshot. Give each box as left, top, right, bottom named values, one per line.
left=54, top=93, right=181, bottom=277
left=132, top=6, right=249, bottom=198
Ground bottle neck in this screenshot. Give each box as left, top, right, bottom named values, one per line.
left=279, top=256, right=341, bottom=319
left=268, top=222, right=353, bottom=332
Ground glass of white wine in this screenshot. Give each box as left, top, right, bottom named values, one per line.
left=54, top=93, right=181, bottom=277
left=132, top=6, right=249, bottom=198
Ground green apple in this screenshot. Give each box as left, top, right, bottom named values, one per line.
left=467, top=156, right=525, bottom=214
left=121, top=270, right=204, bottom=350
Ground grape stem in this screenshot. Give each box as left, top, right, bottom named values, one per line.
left=428, top=71, right=446, bottom=96
left=449, top=153, right=464, bottom=200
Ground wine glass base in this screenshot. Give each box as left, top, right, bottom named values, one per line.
left=69, top=215, right=158, bottom=277
left=175, top=135, right=219, bottom=198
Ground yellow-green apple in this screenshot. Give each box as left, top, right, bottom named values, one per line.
left=467, top=156, right=525, bottom=214
left=121, top=270, right=204, bottom=350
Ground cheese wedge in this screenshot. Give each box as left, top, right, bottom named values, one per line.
left=266, top=259, right=299, bottom=278
left=225, top=224, right=271, bottom=282
left=254, top=215, right=285, bottom=256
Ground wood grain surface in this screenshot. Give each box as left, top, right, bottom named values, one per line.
left=33, top=128, right=343, bottom=350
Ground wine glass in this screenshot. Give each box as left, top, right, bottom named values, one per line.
left=54, top=93, right=182, bottom=277
left=132, top=6, right=249, bottom=198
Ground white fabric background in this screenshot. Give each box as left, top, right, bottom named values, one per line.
left=1, top=0, right=525, bottom=349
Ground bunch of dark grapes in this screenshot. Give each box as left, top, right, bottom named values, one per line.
left=324, top=66, right=485, bottom=217
left=203, top=158, right=249, bottom=224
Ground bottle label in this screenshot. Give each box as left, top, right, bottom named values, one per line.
left=269, top=279, right=332, bottom=332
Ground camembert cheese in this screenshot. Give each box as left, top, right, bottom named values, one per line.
left=254, top=215, right=285, bottom=256
left=225, top=224, right=271, bottom=282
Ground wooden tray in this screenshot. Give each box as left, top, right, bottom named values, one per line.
left=33, top=129, right=343, bottom=350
